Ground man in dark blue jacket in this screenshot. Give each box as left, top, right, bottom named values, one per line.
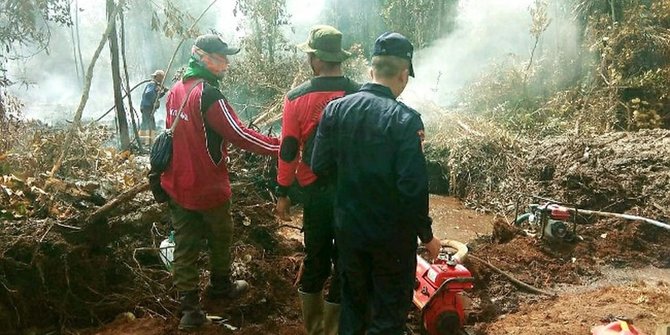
left=140, top=69, right=166, bottom=142
left=311, top=32, right=441, bottom=335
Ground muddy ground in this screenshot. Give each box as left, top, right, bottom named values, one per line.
left=1, top=128, right=669, bottom=335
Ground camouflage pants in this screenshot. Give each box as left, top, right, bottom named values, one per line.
left=169, top=200, right=233, bottom=292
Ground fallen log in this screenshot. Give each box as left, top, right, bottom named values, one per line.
left=87, top=181, right=150, bottom=222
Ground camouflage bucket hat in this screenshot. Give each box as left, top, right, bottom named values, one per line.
left=297, top=25, right=351, bottom=62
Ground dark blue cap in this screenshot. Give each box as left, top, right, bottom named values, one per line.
left=372, top=32, right=415, bottom=77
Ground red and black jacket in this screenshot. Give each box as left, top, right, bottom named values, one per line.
left=276, top=76, right=359, bottom=196
left=161, top=78, right=280, bottom=210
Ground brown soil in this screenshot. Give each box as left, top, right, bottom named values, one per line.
left=2, top=128, right=670, bottom=335
left=484, top=282, right=670, bottom=335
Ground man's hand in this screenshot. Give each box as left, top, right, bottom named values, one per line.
left=275, top=196, right=292, bottom=221
left=423, top=237, right=441, bottom=261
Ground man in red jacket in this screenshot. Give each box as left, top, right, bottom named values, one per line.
left=275, top=25, right=359, bottom=335
left=161, top=34, right=279, bottom=331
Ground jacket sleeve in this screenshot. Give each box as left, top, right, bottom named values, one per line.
left=394, top=113, right=433, bottom=243
left=310, top=102, right=337, bottom=177
left=277, top=97, right=301, bottom=190
left=203, top=95, right=279, bottom=156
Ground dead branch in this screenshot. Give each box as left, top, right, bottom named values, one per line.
left=469, top=254, right=556, bottom=297
left=48, top=0, right=125, bottom=180
left=87, top=181, right=149, bottom=222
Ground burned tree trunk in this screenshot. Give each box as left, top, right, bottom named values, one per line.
left=107, top=0, right=130, bottom=150
left=120, top=11, right=142, bottom=150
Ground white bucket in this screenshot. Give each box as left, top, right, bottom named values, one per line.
left=159, top=231, right=175, bottom=270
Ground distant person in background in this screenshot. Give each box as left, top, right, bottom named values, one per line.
left=161, top=34, right=280, bottom=331
left=275, top=25, right=359, bottom=335
left=140, top=69, right=166, bottom=142
left=310, top=32, right=440, bottom=334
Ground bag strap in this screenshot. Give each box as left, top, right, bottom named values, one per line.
left=168, top=79, right=204, bottom=133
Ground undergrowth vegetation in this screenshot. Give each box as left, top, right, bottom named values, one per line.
left=457, top=0, right=670, bottom=138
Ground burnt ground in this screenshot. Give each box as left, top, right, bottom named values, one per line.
left=0, top=128, right=669, bottom=334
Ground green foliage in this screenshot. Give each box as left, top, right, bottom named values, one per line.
left=222, top=0, right=370, bottom=127
left=321, top=0, right=459, bottom=52
left=321, top=0, right=386, bottom=52
left=457, top=0, right=670, bottom=136
left=381, top=0, right=458, bottom=48
left=0, top=0, right=72, bottom=86
left=235, top=0, right=290, bottom=64
left=149, top=0, right=200, bottom=39
left=586, top=1, right=670, bottom=130
left=219, top=0, right=294, bottom=125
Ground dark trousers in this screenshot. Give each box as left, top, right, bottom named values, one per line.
left=338, top=242, right=417, bottom=335
left=299, top=181, right=340, bottom=303
left=169, top=200, right=234, bottom=292
left=141, top=107, right=156, bottom=131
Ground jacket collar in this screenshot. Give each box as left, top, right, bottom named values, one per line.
left=360, top=82, right=394, bottom=98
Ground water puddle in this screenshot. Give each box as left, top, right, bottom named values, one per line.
left=429, top=195, right=495, bottom=243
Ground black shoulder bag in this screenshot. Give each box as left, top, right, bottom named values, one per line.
left=148, top=79, right=204, bottom=203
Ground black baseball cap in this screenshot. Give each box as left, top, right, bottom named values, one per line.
left=194, top=34, right=240, bottom=56
left=372, top=32, right=415, bottom=77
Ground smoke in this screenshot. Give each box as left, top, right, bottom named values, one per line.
left=402, top=0, right=581, bottom=110
left=6, top=1, right=139, bottom=125
left=5, top=0, right=581, bottom=126
left=283, top=0, right=326, bottom=46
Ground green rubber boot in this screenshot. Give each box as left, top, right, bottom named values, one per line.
left=323, top=300, right=340, bottom=335
left=299, top=290, right=324, bottom=335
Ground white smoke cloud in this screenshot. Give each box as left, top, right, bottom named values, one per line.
left=402, top=0, right=579, bottom=110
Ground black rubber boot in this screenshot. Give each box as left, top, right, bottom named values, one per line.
left=178, top=290, right=210, bottom=331
left=205, top=274, right=249, bottom=299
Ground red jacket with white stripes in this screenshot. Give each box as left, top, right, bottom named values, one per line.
left=161, top=78, right=279, bottom=210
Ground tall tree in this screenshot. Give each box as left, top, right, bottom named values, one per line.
left=235, top=0, right=289, bottom=64
left=120, top=10, right=142, bottom=150
left=107, top=0, right=130, bottom=149
left=322, top=0, right=386, bottom=52
left=381, top=0, right=458, bottom=48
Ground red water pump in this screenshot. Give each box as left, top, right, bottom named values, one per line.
left=414, top=240, right=473, bottom=335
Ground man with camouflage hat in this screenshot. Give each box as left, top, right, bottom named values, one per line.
left=275, top=25, right=359, bottom=335
left=310, top=32, right=441, bottom=334
left=161, top=34, right=280, bottom=331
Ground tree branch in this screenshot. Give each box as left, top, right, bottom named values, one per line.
left=48, top=0, right=125, bottom=180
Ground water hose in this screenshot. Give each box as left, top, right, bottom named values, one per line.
left=469, top=254, right=556, bottom=297
left=441, top=239, right=469, bottom=263
left=514, top=212, right=532, bottom=226
left=566, top=208, right=670, bottom=231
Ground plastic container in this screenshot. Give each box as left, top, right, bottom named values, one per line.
left=592, top=321, right=642, bottom=335
left=159, top=231, right=175, bottom=271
